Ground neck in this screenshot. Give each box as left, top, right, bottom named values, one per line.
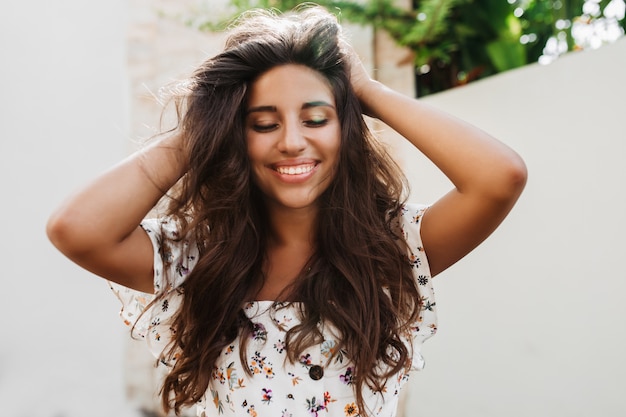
left=266, top=203, right=317, bottom=247
left=254, top=203, right=317, bottom=301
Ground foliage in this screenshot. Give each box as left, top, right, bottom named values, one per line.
left=190, top=0, right=625, bottom=96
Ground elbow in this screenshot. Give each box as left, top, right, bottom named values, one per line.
left=46, top=209, right=89, bottom=259
left=475, top=153, right=527, bottom=204
left=496, top=154, right=528, bottom=202
left=510, top=154, right=528, bottom=193
left=46, top=211, right=71, bottom=254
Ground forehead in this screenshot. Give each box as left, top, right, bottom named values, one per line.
left=247, top=64, right=335, bottom=108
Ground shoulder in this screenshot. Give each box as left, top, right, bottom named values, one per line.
left=395, top=203, right=429, bottom=245
left=399, top=203, right=428, bottom=226
left=140, top=217, right=183, bottom=242
left=140, top=217, right=199, bottom=291
left=395, top=203, right=433, bottom=278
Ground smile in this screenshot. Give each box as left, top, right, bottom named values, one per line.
left=273, top=163, right=316, bottom=175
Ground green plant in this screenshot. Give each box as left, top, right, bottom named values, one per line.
left=187, top=0, right=624, bottom=96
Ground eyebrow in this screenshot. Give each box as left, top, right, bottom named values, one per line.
left=246, top=101, right=335, bottom=114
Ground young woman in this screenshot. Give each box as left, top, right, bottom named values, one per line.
left=47, top=6, right=526, bottom=417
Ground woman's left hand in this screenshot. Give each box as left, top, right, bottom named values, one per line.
left=341, top=39, right=377, bottom=115
left=340, top=40, right=527, bottom=277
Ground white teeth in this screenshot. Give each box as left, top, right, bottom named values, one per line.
left=275, top=164, right=314, bottom=175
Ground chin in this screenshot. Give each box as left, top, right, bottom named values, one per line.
left=267, top=195, right=320, bottom=212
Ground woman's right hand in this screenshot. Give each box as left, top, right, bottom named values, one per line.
left=341, top=39, right=380, bottom=116
left=46, top=134, right=187, bottom=293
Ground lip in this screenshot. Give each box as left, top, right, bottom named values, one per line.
left=268, top=159, right=319, bottom=183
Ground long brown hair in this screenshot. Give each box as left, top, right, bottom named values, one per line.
left=156, top=6, right=421, bottom=415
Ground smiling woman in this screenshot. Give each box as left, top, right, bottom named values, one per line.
left=246, top=64, right=341, bottom=213
left=46, top=4, right=526, bottom=417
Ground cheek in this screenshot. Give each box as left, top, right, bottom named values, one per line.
left=328, top=126, right=342, bottom=163
left=245, top=137, right=269, bottom=188
left=245, top=135, right=263, bottom=164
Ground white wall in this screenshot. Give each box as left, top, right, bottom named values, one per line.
left=2, top=1, right=625, bottom=416
left=403, top=38, right=626, bottom=416
left=0, top=2, right=135, bottom=417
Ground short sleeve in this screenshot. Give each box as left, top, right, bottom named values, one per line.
left=109, top=217, right=199, bottom=360
left=397, top=203, right=438, bottom=371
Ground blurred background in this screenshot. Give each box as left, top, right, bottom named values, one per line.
left=1, top=1, right=625, bottom=416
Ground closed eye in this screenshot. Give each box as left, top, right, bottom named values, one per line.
left=252, top=124, right=279, bottom=133
left=303, top=118, right=328, bottom=128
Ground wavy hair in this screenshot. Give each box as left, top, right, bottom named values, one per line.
left=156, top=5, right=421, bottom=416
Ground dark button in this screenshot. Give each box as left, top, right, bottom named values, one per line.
left=309, top=365, right=324, bottom=380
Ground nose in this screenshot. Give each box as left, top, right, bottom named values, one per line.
left=277, top=118, right=306, bottom=154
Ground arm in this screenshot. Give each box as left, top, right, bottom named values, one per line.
left=349, top=53, right=527, bottom=277
left=46, top=134, right=187, bottom=292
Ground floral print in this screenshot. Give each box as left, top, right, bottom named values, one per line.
left=248, top=351, right=275, bottom=378
left=344, top=402, right=360, bottom=416
left=339, top=367, right=355, bottom=385
left=306, top=396, right=326, bottom=416
left=109, top=204, right=437, bottom=416
left=251, top=322, right=268, bottom=342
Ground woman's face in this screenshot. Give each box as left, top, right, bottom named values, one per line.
left=245, top=64, right=341, bottom=214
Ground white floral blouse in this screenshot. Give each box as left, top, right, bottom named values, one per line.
left=110, top=204, right=437, bottom=417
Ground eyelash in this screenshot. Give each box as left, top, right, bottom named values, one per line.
left=304, top=118, right=328, bottom=128
left=252, top=118, right=329, bottom=132
left=253, top=124, right=279, bottom=133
